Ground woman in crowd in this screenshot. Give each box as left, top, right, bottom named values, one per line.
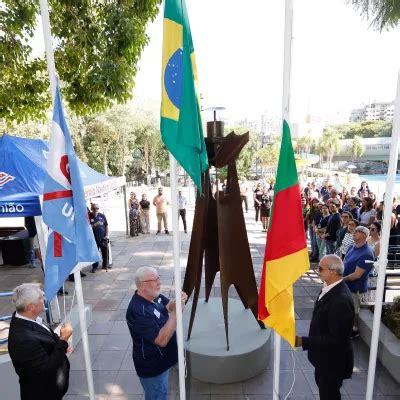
left=340, top=188, right=350, bottom=211
left=336, top=211, right=352, bottom=254
left=369, top=192, right=378, bottom=209
left=340, top=218, right=358, bottom=259
left=358, top=180, right=371, bottom=198
left=260, top=188, right=272, bottom=232
left=128, top=192, right=141, bottom=237
left=308, top=198, right=321, bottom=262
left=359, top=196, right=377, bottom=227
left=367, top=221, right=381, bottom=258
left=253, top=182, right=263, bottom=223
left=316, top=204, right=330, bottom=261
left=139, top=194, right=151, bottom=234
left=301, top=196, right=310, bottom=236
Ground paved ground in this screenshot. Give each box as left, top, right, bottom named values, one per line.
left=1, top=199, right=400, bottom=399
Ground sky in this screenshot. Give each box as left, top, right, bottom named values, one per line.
left=32, top=0, right=400, bottom=125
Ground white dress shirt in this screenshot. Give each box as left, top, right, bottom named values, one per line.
left=318, top=279, right=343, bottom=301
left=15, top=312, right=51, bottom=333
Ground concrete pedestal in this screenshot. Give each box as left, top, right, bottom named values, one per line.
left=183, top=297, right=271, bottom=384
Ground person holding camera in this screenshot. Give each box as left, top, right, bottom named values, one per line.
left=89, top=203, right=110, bottom=272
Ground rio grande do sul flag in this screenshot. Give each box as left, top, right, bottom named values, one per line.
left=160, top=0, right=208, bottom=192
left=258, top=120, right=310, bottom=348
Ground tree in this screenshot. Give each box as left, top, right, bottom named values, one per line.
left=325, top=120, right=392, bottom=139
left=348, top=135, right=365, bottom=161
left=1, top=0, right=161, bottom=124
left=349, top=0, right=400, bottom=30
left=318, top=129, right=341, bottom=169
left=296, top=135, right=315, bottom=155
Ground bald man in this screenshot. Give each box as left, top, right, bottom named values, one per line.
left=295, top=255, right=355, bottom=400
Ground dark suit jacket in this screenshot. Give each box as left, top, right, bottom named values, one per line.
left=302, top=281, right=355, bottom=380
left=8, top=314, right=70, bottom=400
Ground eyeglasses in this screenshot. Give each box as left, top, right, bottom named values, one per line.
left=141, top=276, right=160, bottom=283
left=318, top=265, right=332, bottom=272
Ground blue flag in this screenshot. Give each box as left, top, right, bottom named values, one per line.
left=42, top=85, right=100, bottom=301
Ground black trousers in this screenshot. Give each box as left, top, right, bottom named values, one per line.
left=241, top=195, right=248, bottom=211
left=92, top=239, right=108, bottom=270
left=315, top=370, right=343, bottom=400
left=254, top=205, right=261, bottom=222
left=178, top=209, right=187, bottom=232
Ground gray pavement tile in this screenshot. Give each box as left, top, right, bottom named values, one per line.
left=209, top=396, right=246, bottom=400
left=74, top=334, right=108, bottom=352
left=187, top=378, right=211, bottom=394
left=295, top=320, right=311, bottom=336
left=279, top=370, right=314, bottom=397
left=375, top=372, right=400, bottom=395
left=69, top=348, right=98, bottom=371
left=67, top=370, right=118, bottom=395
left=94, top=299, right=122, bottom=311
left=304, top=286, right=323, bottom=298
left=88, top=321, right=114, bottom=335
left=343, top=370, right=382, bottom=396
left=102, top=289, right=128, bottom=300
left=294, top=308, right=315, bottom=320
left=209, top=382, right=244, bottom=394
left=91, top=311, right=114, bottom=322
left=120, top=351, right=135, bottom=371
left=115, top=273, right=136, bottom=282
left=110, top=320, right=130, bottom=335
left=110, top=309, right=128, bottom=321
left=293, top=286, right=309, bottom=296
left=111, top=370, right=144, bottom=395
left=101, top=334, right=131, bottom=351
left=93, top=351, right=125, bottom=371
left=75, top=396, right=143, bottom=400
left=242, top=369, right=273, bottom=395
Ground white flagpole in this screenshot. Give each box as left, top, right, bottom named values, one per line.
left=39, top=2, right=95, bottom=399
left=366, top=70, right=400, bottom=399
left=168, top=154, right=186, bottom=400
left=273, top=0, right=294, bottom=399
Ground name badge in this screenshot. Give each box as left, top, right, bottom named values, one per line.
left=154, top=309, right=160, bottom=319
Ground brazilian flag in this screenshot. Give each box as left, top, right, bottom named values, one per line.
left=161, top=0, right=208, bottom=192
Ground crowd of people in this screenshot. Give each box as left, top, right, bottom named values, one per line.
left=128, top=187, right=188, bottom=237
left=301, top=176, right=400, bottom=263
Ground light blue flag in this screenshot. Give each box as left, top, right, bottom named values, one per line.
left=42, top=84, right=100, bottom=301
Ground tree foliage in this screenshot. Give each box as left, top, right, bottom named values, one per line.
left=348, top=135, right=365, bottom=161
left=1, top=0, right=161, bottom=124
left=317, top=129, right=342, bottom=169
left=349, top=0, right=400, bottom=30
left=326, top=120, right=392, bottom=139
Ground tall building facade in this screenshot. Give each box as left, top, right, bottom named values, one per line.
left=350, top=102, right=394, bottom=122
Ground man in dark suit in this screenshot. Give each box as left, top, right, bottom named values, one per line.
left=8, top=283, right=73, bottom=400
left=295, top=255, right=355, bottom=400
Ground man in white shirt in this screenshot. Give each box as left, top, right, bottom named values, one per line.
left=295, top=255, right=355, bottom=400
left=178, top=189, right=187, bottom=233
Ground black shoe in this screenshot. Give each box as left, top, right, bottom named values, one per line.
left=57, top=288, right=69, bottom=296
left=91, top=268, right=97, bottom=273
left=68, top=274, right=75, bottom=282
left=80, top=272, right=87, bottom=278
left=165, top=230, right=169, bottom=234
left=351, top=329, right=359, bottom=338
left=184, top=230, right=187, bottom=233
left=156, top=231, right=161, bottom=235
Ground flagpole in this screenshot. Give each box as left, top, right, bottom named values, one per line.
left=39, top=2, right=96, bottom=399
left=169, top=154, right=186, bottom=400
left=39, top=0, right=57, bottom=101
left=365, top=70, right=400, bottom=399
left=273, top=0, right=294, bottom=399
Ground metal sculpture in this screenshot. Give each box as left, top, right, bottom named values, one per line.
left=183, top=113, right=260, bottom=350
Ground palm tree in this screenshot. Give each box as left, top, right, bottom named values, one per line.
left=349, top=135, right=365, bottom=161
left=317, top=129, right=341, bottom=170
left=349, top=0, right=400, bottom=30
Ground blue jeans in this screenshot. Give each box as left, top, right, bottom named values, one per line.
left=325, top=239, right=336, bottom=255
left=139, top=370, right=169, bottom=400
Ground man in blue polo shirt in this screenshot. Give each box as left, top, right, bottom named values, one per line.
left=343, top=225, right=374, bottom=338
left=126, top=266, right=187, bottom=399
